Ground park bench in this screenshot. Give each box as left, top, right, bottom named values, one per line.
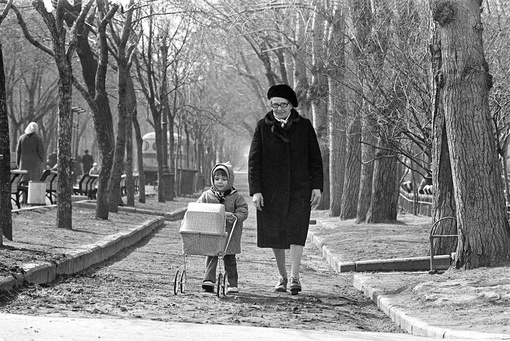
left=120, top=174, right=140, bottom=196
left=85, top=174, right=98, bottom=199
left=10, top=169, right=27, bottom=209
left=74, top=173, right=92, bottom=197
left=40, top=169, right=58, bottom=204
left=134, top=174, right=139, bottom=194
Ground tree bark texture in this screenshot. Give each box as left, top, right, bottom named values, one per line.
left=125, top=75, right=136, bottom=207
left=356, top=117, right=376, bottom=223
left=311, top=1, right=330, bottom=210
left=341, top=116, right=362, bottom=220
left=132, top=111, right=146, bottom=204
left=430, top=17, right=457, bottom=255
left=435, top=0, right=510, bottom=268
left=0, top=43, right=12, bottom=243
left=366, top=137, right=398, bottom=223
left=108, top=56, right=129, bottom=213
left=55, top=53, right=73, bottom=230
left=327, top=3, right=347, bottom=217
left=93, top=1, right=118, bottom=219
left=34, top=0, right=76, bottom=230
left=328, top=80, right=346, bottom=217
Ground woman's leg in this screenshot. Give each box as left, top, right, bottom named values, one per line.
left=289, top=244, right=304, bottom=279
left=289, top=244, right=303, bottom=294
left=272, top=248, right=287, bottom=278
left=272, top=248, right=288, bottom=292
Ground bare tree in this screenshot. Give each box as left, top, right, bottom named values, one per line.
left=0, top=0, right=13, bottom=244
left=107, top=0, right=137, bottom=212
left=67, top=0, right=119, bottom=219
left=326, top=2, right=347, bottom=217
left=13, top=0, right=95, bottom=229
left=430, top=7, right=456, bottom=256
left=433, top=0, right=510, bottom=268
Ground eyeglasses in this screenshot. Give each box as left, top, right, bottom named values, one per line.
left=270, top=102, right=290, bottom=109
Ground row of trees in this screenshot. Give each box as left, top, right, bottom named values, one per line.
left=184, top=0, right=510, bottom=268
left=0, top=1, right=246, bottom=240
left=0, top=0, right=509, bottom=269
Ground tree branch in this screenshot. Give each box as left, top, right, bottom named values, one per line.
left=11, top=3, right=54, bottom=56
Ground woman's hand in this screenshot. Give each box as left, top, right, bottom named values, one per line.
left=253, top=193, right=264, bottom=211
left=310, top=189, right=321, bottom=208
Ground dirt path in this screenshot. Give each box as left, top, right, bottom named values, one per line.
left=0, top=203, right=402, bottom=334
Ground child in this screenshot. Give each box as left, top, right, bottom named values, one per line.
left=198, top=162, right=248, bottom=294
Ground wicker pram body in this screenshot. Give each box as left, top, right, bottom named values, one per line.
left=179, top=202, right=228, bottom=256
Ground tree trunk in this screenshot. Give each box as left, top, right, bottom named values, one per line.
left=93, top=92, right=115, bottom=219
left=132, top=111, right=146, bottom=204
left=125, top=75, right=136, bottom=207
left=327, top=3, right=346, bottom=217
left=366, top=137, right=398, bottom=223
left=430, top=17, right=457, bottom=256
left=340, top=0, right=371, bottom=220
left=435, top=0, right=510, bottom=268
left=55, top=55, right=73, bottom=230
left=0, top=43, right=12, bottom=243
left=311, top=1, right=330, bottom=210
left=108, top=57, right=129, bottom=213
left=92, top=2, right=118, bottom=219
left=341, top=116, right=362, bottom=219
left=356, top=117, right=376, bottom=223
left=33, top=0, right=77, bottom=230
left=155, top=114, right=165, bottom=203
left=328, top=81, right=346, bottom=217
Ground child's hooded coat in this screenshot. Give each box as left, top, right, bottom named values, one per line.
left=197, top=162, right=248, bottom=254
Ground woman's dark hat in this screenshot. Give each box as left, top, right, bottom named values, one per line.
left=267, top=84, right=298, bottom=108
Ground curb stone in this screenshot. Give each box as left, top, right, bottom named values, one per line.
left=0, top=208, right=185, bottom=292
left=73, top=200, right=187, bottom=220
left=353, top=274, right=510, bottom=340
left=310, top=218, right=509, bottom=340
left=309, top=228, right=450, bottom=273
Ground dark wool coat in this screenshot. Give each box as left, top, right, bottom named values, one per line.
left=16, top=133, right=45, bottom=182
left=248, top=110, right=323, bottom=249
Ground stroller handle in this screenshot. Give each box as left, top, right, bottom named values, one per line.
left=222, top=215, right=238, bottom=255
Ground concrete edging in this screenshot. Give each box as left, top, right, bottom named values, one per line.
left=353, top=275, right=510, bottom=340
left=73, top=200, right=187, bottom=221
left=309, top=231, right=451, bottom=273
left=311, top=218, right=509, bottom=340
left=0, top=216, right=166, bottom=292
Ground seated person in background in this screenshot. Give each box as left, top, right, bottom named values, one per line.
left=418, top=174, right=432, bottom=194
left=89, top=162, right=100, bottom=175
left=401, top=181, right=413, bottom=193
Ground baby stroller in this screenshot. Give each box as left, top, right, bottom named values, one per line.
left=174, top=202, right=238, bottom=297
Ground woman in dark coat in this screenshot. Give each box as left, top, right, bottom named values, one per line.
left=248, top=84, right=323, bottom=295
left=16, top=122, right=45, bottom=183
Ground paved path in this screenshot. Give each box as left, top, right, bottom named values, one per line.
left=0, top=173, right=436, bottom=340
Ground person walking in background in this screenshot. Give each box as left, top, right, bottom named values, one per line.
left=198, top=162, right=249, bottom=294
left=81, top=149, right=94, bottom=175
left=16, top=122, right=45, bottom=183
left=73, top=155, right=82, bottom=185
left=248, top=84, right=323, bottom=295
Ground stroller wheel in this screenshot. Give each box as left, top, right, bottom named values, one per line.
left=179, top=270, right=186, bottom=293
left=221, top=271, right=227, bottom=296
left=216, top=273, right=223, bottom=297
left=173, top=270, right=180, bottom=295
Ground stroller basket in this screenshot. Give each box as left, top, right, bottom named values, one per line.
left=179, top=202, right=227, bottom=256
